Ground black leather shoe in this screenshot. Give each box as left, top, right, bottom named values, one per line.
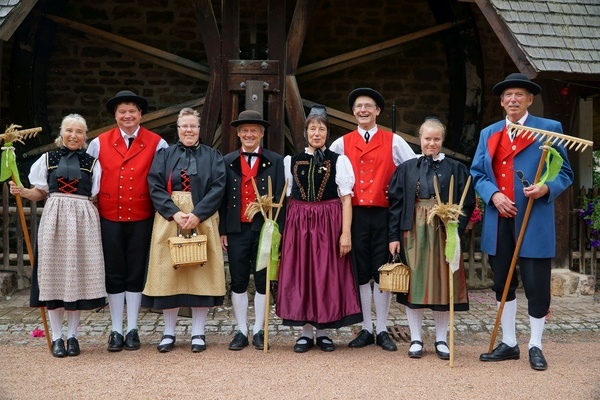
left=107, top=331, right=124, bottom=352
left=252, top=330, right=265, bottom=350
left=529, top=347, right=548, bottom=371
left=408, top=340, right=423, bottom=358
left=228, top=331, right=249, bottom=351
left=316, top=336, right=335, bottom=352
left=66, top=337, right=80, bottom=357
left=191, top=335, right=206, bottom=353
left=293, top=336, right=314, bottom=353
left=480, top=342, right=520, bottom=362
left=348, top=329, right=375, bottom=348
left=376, top=331, right=397, bottom=352
left=434, top=341, right=450, bottom=360
left=124, top=329, right=141, bottom=350
left=157, top=335, right=176, bottom=353
left=52, top=338, right=67, bottom=358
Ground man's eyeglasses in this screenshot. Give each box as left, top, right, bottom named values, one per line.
left=178, top=125, right=199, bottom=130
left=514, top=169, right=531, bottom=187
left=353, top=103, right=377, bottom=110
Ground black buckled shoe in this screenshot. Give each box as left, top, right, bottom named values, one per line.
left=408, top=340, right=423, bottom=358
left=107, top=331, right=125, bottom=352
left=124, top=329, right=141, bottom=350
left=228, top=331, right=249, bottom=351
left=157, top=335, right=176, bottom=353
left=316, top=336, right=335, bottom=352
left=191, top=335, right=206, bottom=353
left=66, top=337, right=80, bottom=357
left=480, top=342, right=520, bottom=362
left=293, top=336, right=314, bottom=353
left=376, top=331, right=397, bottom=352
left=434, top=341, right=450, bottom=360
left=52, top=338, right=67, bottom=358
left=252, top=330, right=265, bottom=350
left=348, top=329, right=375, bottom=348
left=529, top=347, right=548, bottom=371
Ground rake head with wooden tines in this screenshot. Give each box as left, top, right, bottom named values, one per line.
left=508, top=123, right=592, bottom=152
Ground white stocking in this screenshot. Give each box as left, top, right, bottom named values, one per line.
left=406, top=308, right=424, bottom=352
left=231, top=291, right=249, bottom=336
left=529, top=316, right=545, bottom=350
left=433, top=311, right=450, bottom=353
left=125, top=291, right=142, bottom=332
left=160, top=308, right=178, bottom=345
left=359, top=283, right=373, bottom=333
left=66, top=310, right=81, bottom=339
left=191, top=307, right=209, bottom=346
left=253, top=293, right=266, bottom=335
left=373, top=282, right=392, bottom=334
left=500, top=299, right=517, bottom=347
left=107, top=292, right=125, bottom=334
left=48, top=308, right=65, bottom=341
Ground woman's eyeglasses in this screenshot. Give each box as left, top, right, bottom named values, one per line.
left=514, top=169, right=531, bottom=187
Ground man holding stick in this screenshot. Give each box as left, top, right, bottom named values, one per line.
left=471, top=73, right=573, bottom=370
left=220, top=110, right=285, bottom=351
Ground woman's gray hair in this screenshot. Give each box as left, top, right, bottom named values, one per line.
left=177, top=107, right=200, bottom=124
left=54, top=113, right=88, bottom=148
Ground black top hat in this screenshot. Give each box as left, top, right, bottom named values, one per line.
left=348, top=88, right=385, bottom=112
left=230, top=110, right=270, bottom=128
left=492, top=73, right=542, bottom=96
left=105, top=90, right=149, bottom=114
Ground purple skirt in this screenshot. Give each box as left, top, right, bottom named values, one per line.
left=276, top=198, right=362, bottom=329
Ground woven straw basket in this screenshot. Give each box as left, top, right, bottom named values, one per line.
left=167, top=231, right=208, bottom=269
left=378, top=262, right=410, bottom=293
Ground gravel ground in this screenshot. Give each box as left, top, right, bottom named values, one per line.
left=1, top=332, right=599, bottom=400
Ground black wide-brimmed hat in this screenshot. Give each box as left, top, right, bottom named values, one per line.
left=348, top=88, right=385, bottom=112
left=105, top=90, right=148, bottom=114
left=230, top=110, right=270, bottom=128
left=492, top=73, right=542, bottom=96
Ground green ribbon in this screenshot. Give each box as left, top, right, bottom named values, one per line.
left=445, top=220, right=460, bottom=273
left=256, top=219, right=282, bottom=281
left=0, top=142, right=22, bottom=186
left=537, top=146, right=563, bottom=187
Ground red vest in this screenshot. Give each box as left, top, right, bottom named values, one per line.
left=343, top=129, right=396, bottom=207
left=240, top=156, right=259, bottom=223
left=96, top=127, right=162, bottom=221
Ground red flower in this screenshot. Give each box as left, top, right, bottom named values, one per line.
left=31, top=328, right=45, bottom=338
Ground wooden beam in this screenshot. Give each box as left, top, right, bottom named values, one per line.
left=195, top=0, right=222, bottom=145
left=267, top=0, right=286, bottom=155
left=221, top=0, right=241, bottom=155
left=44, top=14, right=211, bottom=82
left=285, top=75, right=307, bottom=152
left=286, top=0, right=320, bottom=73
left=297, top=21, right=466, bottom=81
left=0, top=0, right=38, bottom=41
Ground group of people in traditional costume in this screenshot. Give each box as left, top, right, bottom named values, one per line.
left=9, top=73, right=573, bottom=372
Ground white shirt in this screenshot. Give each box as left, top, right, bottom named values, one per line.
left=86, top=126, right=168, bottom=158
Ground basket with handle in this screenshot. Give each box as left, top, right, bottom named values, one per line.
left=167, top=226, right=207, bottom=269
left=378, top=253, right=410, bottom=293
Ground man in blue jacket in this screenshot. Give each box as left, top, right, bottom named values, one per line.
left=471, top=73, right=574, bottom=371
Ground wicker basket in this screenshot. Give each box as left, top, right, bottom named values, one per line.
left=378, top=262, right=410, bottom=293
left=167, top=230, right=208, bottom=269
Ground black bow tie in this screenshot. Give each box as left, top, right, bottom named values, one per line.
left=56, top=147, right=83, bottom=180
left=242, top=152, right=259, bottom=163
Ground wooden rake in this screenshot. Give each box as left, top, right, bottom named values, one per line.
left=487, top=124, right=592, bottom=353
left=0, top=125, right=51, bottom=352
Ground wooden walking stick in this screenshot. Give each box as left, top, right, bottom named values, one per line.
left=487, top=124, right=592, bottom=353
left=0, top=125, right=51, bottom=352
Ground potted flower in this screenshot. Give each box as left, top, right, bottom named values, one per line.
left=579, top=195, right=600, bottom=250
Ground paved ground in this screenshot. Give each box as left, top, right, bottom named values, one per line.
left=1, top=286, right=599, bottom=347
left=1, top=287, right=599, bottom=400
